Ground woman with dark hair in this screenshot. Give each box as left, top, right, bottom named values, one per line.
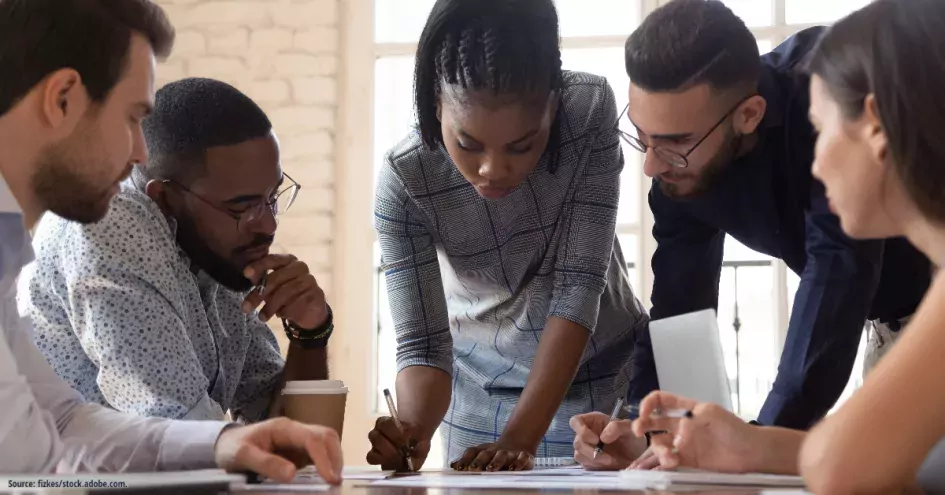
left=570, top=0, right=945, bottom=492
left=367, top=0, right=648, bottom=472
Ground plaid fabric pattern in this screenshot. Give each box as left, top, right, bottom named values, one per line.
left=375, top=71, right=648, bottom=463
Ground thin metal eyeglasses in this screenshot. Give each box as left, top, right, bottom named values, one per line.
left=617, top=95, right=756, bottom=169
left=163, top=173, right=301, bottom=233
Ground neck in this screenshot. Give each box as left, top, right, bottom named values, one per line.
left=0, top=116, right=44, bottom=228
left=902, top=213, right=945, bottom=268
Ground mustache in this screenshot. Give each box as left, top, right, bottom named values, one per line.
left=236, top=234, right=275, bottom=254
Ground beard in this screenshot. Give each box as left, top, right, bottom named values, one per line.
left=32, top=129, right=128, bottom=224
left=174, top=213, right=275, bottom=292
left=658, top=133, right=744, bottom=200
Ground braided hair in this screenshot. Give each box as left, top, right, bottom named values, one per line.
left=414, top=0, right=563, bottom=151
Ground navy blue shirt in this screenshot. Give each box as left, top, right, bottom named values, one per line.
left=627, top=27, right=931, bottom=430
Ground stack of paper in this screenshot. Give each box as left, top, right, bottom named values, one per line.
left=620, top=468, right=806, bottom=490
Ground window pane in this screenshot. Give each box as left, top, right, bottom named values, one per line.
left=757, top=38, right=774, bottom=55
left=556, top=0, right=639, bottom=37
left=561, top=47, right=640, bottom=226
left=786, top=0, right=870, bottom=25
left=724, top=235, right=772, bottom=262
left=617, top=234, right=640, bottom=293
left=721, top=0, right=773, bottom=27
left=717, top=262, right=775, bottom=419
left=374, top=0, right=435, bottom=43
left=373, top=55, right=417, bottom=193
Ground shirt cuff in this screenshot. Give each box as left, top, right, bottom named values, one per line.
left=158, top=420, right=231, bottom=471
left=549, top=284, right=604, bottom=332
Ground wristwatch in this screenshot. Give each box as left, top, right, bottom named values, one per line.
left=282, top=305, right=333, bottom=349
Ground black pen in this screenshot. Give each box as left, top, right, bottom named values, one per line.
left=593, top=397, right=625, bottom=459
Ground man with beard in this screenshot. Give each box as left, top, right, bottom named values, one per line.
left=20, top=77, right=333, bottom=423
left=609, top=0, right=930, bottom=433
left=0, top=0, right=342, bottom=479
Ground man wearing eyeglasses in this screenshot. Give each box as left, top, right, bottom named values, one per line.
left=19, top=77, right=332, bottom=423
left=598, top=0, right=929, bottom=435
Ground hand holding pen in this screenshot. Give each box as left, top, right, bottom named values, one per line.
left=366, top=389, right=429, bottom=472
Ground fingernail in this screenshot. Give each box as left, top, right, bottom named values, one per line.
left=469, top=463, right=478, bottom=470
left=486, top=464, right=496, bottom=472
left=508, top=466, right=517, bottom=472
left=244, top=267, right=255, bottom=278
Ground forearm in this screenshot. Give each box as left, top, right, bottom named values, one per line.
left=747, top=426, right=805, bottom=475
left=282, top=344, right=328, bottom=382
left=395, top=365, right=452, bottom=440
left=501, top=317, right=589, bottom=450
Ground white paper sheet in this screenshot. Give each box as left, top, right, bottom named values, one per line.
left=368, top=474, right=630, bottom=490
left=620, top=468, right=806, bottom=489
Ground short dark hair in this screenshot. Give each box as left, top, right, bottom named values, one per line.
left=624, top=0, right=760, bottom=94
left=807, top=0, right=945, bottom=224
left=0, top=0, right=174, bottom=117
left=414, top=0, right=563, bottom=149
left=137, top=78, right=273, bottom=185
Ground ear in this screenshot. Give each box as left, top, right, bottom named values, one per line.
left=144, top=179, right=175, bottom=216
left=733, top=95, right=767, bottom=135
left=39, top=69, right=88, bottom=131
left=862, top=94, right=888, bottom=164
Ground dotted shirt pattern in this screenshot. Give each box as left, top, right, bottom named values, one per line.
left=18, top=183, right=283, bottom=422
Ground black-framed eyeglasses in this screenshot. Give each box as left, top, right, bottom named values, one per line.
left=617, top=95, right=756, bottom=169
left=163, top=173, right=301, bottom=233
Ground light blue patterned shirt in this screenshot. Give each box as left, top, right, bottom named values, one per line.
left=18, top=183, right=283, bottom=422
left=0, top=176, right=226, bottom=473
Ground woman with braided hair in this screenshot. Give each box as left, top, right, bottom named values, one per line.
left=368, top=0, right=649, bottom=472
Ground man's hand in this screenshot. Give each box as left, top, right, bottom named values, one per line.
left=570, top=412, right=647, bottom=471
left=366, top=417, right=430, bottom=471
left=214, top=418, right=343, bottom=484
left=630, top=391, right=759, bottom=473
left=451, top=440, right=535, bottom=472
left=242, top=254, right=328, bottom=329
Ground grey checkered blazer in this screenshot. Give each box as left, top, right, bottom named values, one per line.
left=375, top=71, right=648, bottom=463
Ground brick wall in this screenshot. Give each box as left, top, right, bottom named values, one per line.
left=153, top=0, right=340, bottom=349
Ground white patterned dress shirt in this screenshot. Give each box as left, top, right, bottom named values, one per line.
left=19, top=183, right=283, bottom=422
left=0, top=176, right=227, bottom=473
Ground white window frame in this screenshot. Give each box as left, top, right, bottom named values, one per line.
left=334, top=0, right=859, bottom=463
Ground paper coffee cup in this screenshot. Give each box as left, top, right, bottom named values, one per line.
left=280, top=380, right=347, bottom=438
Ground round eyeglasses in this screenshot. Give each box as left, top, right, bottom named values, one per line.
left=163, top=174, right=301, bottom=233
left=616, top=95, right=756, bottom=169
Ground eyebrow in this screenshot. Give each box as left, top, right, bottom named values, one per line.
left=223, top=175, right=286, bottom=205
left=626, top=115, right=692, bottom=142
left=457, top=128, right=540, bottom=146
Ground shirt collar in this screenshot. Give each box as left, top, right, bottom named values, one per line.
left=0, top=175, right=22, bottom=214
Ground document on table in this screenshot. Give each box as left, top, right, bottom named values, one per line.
left=620, top=468, right=806, bottom=489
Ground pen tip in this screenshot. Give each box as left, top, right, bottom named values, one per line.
left=383, top=389, right=392, bottom=397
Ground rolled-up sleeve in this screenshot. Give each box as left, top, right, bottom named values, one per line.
left=549, top=82, right=624, bottom=332
left=375, top=158, right=453, bottom=375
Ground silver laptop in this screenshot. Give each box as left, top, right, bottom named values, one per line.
left=649, top=309, right=733, bottom=411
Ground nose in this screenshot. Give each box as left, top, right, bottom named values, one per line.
left=478, top=152, right=512, bottom=182
left=642, top=149, right=672, bottom=178
left=246, top=204, right=278, bottom=237
left=130, top=125, right=149, bottom=169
